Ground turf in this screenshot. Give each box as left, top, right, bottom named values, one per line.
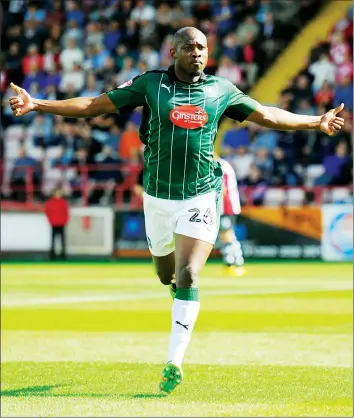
left=1, top=262, right=353, bottom=417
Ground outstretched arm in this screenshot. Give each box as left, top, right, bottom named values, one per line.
left=8, top=83, right=116, bottom=118
left=246, top=102, right=345, bottom=136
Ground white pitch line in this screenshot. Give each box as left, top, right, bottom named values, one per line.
left=2, top=285, right=351, bottom=307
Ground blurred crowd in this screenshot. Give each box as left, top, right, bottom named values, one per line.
left=0, top=0, right=351, bottom=205
left=221, top=4, right=353, bottom=195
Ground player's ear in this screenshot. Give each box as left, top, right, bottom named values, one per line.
left=170, top=47, right=176, bottom=60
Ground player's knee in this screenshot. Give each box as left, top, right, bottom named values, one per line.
left=157, top=269, right=174, bottom=285
left=178, top=265, right=198, bottom=288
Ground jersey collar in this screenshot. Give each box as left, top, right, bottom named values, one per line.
left=167, top=65, right=207, bottom=84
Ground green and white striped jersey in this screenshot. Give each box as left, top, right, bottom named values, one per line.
left=106, top=66, right=257, bottom=200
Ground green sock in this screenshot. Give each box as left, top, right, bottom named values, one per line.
left=176, top=288, right=199, bottom=302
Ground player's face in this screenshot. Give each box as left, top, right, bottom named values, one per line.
left=172, top=34, right=208, bottom=77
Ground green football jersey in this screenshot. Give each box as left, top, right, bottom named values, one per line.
left=106, top=66, right=257, bottom=200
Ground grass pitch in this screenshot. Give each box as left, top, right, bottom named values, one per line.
left=1, top=262, right=353, bottom=417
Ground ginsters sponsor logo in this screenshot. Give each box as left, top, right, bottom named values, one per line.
left=169, top=105, right=208, bottom=129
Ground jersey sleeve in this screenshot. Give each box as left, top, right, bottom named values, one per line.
left=106, top=73, right=148, bottom=111
left=224, top=80, right=258, bottom=122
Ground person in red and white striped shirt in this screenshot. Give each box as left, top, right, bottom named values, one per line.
left=216, top=155, right=245, bottom=275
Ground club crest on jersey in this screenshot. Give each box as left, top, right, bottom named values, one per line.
left=204, top=86, right=217, bottom=97
left=118, top=79, right=133, bottom=88
left=169, top=105, right=208, bottom=129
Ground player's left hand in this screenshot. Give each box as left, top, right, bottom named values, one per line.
left=320, top=103, right=345, bottom=136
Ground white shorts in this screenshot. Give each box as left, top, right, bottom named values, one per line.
left=143, top=191, right=221, bottom=257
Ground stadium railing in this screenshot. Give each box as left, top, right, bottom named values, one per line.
left=0, top=162, right=352, bottom=211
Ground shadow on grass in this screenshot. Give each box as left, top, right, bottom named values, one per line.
left=132, top=393, right=167, bottom=399
left=0, top=385, right=62, bottom=397
left=1, top=385, right=167, bottom=400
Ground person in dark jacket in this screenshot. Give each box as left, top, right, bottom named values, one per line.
left=44, top=187, right=69, bottom=260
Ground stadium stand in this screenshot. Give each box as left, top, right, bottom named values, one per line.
left=0, top=0, right=352, bottom=208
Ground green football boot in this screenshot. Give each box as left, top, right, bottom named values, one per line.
left=159, top=362, right=183, bottom=394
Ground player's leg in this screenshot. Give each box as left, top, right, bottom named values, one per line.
left=152, top=252, right=177, bottom=298
left=160, top=190, right=219, bottom=393
left=143, top=192, right=176, bottom=290
left=219, top=215, right=244, bottom=275
left=160, top=234, right=213, bottom=393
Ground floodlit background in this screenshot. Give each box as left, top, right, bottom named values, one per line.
left=0, top=0, right=353, bottom=417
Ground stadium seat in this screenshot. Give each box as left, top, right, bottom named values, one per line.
left=264, top=188, right=286, bottom=206
left=287, top=188, right=305, bottom=206
left=305, top=165, right=325, bottom=186
left=331, top=187, right=351, bottom=203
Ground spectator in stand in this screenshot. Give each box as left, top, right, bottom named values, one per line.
left=253, top=148, right=273, bottom=179
left=215, top=55, right=244, bottom=88
left=212, top=0, right=236, bottom=38
left=314, top=80, right=334, bottom=107
left=20, top=18, right=44, bottom=53
left=291, top=74, right=314, bottom=109
left=119, top=122, right=142, bottom=161
left=271, top=147, right=300, bottom=186
left=59, top=63, right=85, bottom=94
left=89, top=145, right=124, bottom=205
left=65, top=0, right=85, bottom=28
left=61, top=19, right=84, bottom=49
left=107, top=125, right=122, bottom=151
left=241, top=31, right=258, bottom=87
left=236, top=15, right=259, bottom=45
left=160, top=35, right=174, bottom=69
left=59, top=38, right=84, bottom=72
left=44, top=187, right=70, bottom=261
left=6, top=43, right=22, bottom=87
left=123, top=20, right=140, bottom=53
left=252, top=126, right=278, bottom=152
left=22, top=62, right=46, bottom=92
left=10, top=145, right=42, bottom=202
left=240, top=164, right=268, bottom=206
left=334, top=75, right=353, bottom=110
left=139, top=44, right=160, bottom=71
left=45, top=65, right=61, bottom=91
left=222, top=33, right=243, bottom=62
left=95, top=145, right=123, bottom=179
left=42, top=39, right=60, bottom=74
left=70, top=147, right=91, bottom=200
left=155, top=2, right=174, bottom=44
left=130, top=0, right=156, bottom=24
left=330, top=31, right=351, bottom=67
left=116, top=57, right=139, bottom=87
left=104, top=21, right=124, bottom=53
left=29, top=114, right=53, bottom=148
left=256, top=0, right=271, bottom=24
left=22, top=44, right=43, bottom=76
left=24, top=2, right=46, bottom=23
left=315, top=141, right=350, bottom=185
left=228, top=145, right=254, bottom=182
left=85, top=22, right=104, bottom=48
left=335, top=50, right=353, bottom=85
left=294, top=98, right=316, bottom=116
left=309, top=53, right=336, bottom=92
left=45, top=0, right=65, bottom=29
left=47, top=23, right=62, bottom=47
left=258, top=12, right=282, bottom=67
left=139, top=17, right=158, bottom=47
left=80, top=72, right=101, bottom=97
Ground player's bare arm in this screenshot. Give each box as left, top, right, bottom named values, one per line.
left=8, top=82, right=116, bottom=118
left=247, top=102, right=345, bottom=136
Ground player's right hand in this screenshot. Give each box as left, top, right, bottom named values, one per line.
left=9, top=83, right=35, bottom=116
